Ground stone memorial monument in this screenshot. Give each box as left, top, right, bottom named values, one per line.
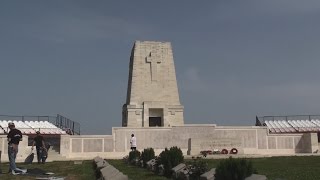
left=122, top=41, right=184, bottom=127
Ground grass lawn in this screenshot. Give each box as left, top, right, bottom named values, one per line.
left=0, top=160, right=95, bottom=180
left=109, top=156, right=320, bottom=180
left=108, top=159, right=167, bottom=180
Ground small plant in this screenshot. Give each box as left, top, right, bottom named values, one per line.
left=156, top=146, right=184, bottom=177
left=141, top=148, right=155, bottom=167
left=215, top=157, right=253, bottom=180
left=128, top=150, right=141, bottom=165
left=122, top=155, right=129, bottom=163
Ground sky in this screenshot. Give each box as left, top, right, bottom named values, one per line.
left=1, top=1, right=320, bottom=134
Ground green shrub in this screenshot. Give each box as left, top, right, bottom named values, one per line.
left=187, top=157, right=208, bottom=179
left=128, top=150, right=141, bottom=165
left=141, top=148, right=155, bottom=167
left=157, top=146, right=184, bottom=177
left=215, top=157, right=253, bottom=180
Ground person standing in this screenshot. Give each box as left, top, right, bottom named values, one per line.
left=130, top=134, right=137, bottom=151
left=7, top=122, right=26, bottom=175
left=31, top=131, right=47, bottom=164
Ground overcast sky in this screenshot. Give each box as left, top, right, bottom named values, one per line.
left=1, top=1, right=320, bottom=134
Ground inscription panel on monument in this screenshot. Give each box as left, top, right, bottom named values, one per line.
left=200, top=138, right=242, bottom=149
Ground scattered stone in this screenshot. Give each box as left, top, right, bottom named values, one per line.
left=96, top=160, right=109, bottom=169
left=245, top=174, right=267, bottom=180
left=157, top=164, right=164, bottom=176
left=140, top=160, right=144, bottom=168
left=146, top=159, right=156, bottom=171
left=94, top=156, right=104, bottom=163
left=134, top=158, right=140, bottom=166
left=100, top=166, right=120, bottom=178
left=200, top=168, right=215, bottom=180
left=112, top=173, right=129, bottom=180
left=73, top=161, right=83, bottom=165
left=177, top=167, right=190, bottom=180
left=172, top=163, right=186, bottom=179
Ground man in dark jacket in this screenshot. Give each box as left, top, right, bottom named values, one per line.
left=32, top=131, right=47, bottom=163
left=7, top=122, right=26, bottom=175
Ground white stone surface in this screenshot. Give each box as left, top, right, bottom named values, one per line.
left=1, top=126, right=318, bottom=162
left=96, top=160, right=109, bottom=169
left=245, top=174, right=267, bottom=180
left=122, top=41, right=184, bottom=127
left=55, top=126, right=319, bottom=160
left=200, top=168, right=215, bottom=180
left=172, top=163, right=186, bottom=179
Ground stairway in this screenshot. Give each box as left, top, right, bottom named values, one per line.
left=36, top=146, right=66, bottom=162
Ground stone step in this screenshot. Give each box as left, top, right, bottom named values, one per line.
left=32, top=149, right=67, bottom=162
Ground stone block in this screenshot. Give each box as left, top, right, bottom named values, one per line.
left=97, top=160, right=109, bottom=169
left=100, top=166, right=120, bottom=179
left=112, top=173, right=129, bottom=180
left=94, top=156, right=103, bottom=163
left=172, top=163, right=186, bottom=179
left=74, top=160, right=83, bottom=164
left=146, top=159, right=156, bottom=171
left=177, top=168, right=190, bottom=180
left=245, top=174, right=267, bottom=180
left=157, top=164, right=164, bottom=176
left=200, top=168, right=215, bottom=180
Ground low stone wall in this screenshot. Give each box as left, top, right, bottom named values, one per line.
left=0, top=135, right=30, bottom=162
left=2, top=125, right=317, bottom=161
left=189, top=126, right=319, bottom=155
left=59, top=125, right=319, bottom=160
left=60, top=135, right=125, bottom=159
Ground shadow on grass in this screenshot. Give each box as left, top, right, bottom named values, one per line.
left=0, top=160, right=95, bottom=180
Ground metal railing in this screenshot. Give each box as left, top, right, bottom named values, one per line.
left=55, top=114, right=80, bottom=135
left=257, top=115, right=320, bottom=122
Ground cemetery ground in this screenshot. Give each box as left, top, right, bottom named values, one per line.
left=1, top=156, right=319, bottom=179
left=0, top=160, right=95, bottom=180
left=109, top=155, right=320, bottom=180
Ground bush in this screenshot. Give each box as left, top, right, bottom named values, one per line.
left=122, top=155, right=129, bottom=164
left=156, top=146, right=184, bottom=177
left=128, top=150, right=141, bottom=165
left=215, top=157, right=253, bottom=180
left=187, top=157, right=209, bottom=179
left=141, top=148, right=155, bottom=167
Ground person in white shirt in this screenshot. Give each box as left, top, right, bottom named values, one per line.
left=130, top=134, right=137, bottom=151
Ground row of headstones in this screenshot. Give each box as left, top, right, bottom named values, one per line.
left=145, top=158, right=164, bottom=175
left=145, top=159, right=215, bottom=179
left=146, top=159, right=267, bottom=180
left=172, top=162, right=214, bottom=180
left=94, top=156, right=128, bottom=180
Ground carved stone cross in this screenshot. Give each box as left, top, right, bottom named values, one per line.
left=146, top=52, right=161, bottom=81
